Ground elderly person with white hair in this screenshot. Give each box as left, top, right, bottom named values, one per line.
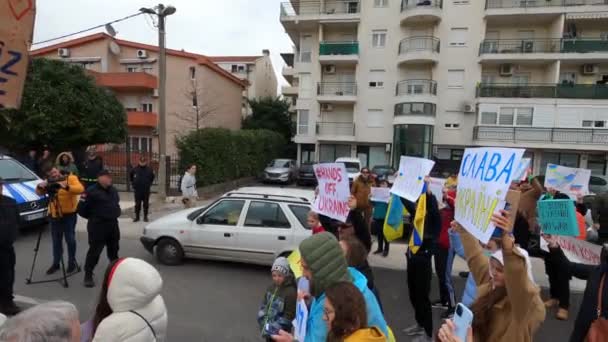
left=0, top=301, right=80, bottom=342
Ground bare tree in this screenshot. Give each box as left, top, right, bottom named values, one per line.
left=170, top=80, right=225, bottom=133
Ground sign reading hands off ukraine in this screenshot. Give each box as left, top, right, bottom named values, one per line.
left=313, top=163, right=350, bottom=222
left=455, top=148, right=524, bottom=243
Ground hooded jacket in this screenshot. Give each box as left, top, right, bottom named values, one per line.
left=344, top=327, right=386, bottom=342
left=92, top=258, right=168, bottom=342
left=55, top=152, right=79, bottom=176
left=257, top=275, right=297, bottom=336
left=299, top=233, right=388, bottom=342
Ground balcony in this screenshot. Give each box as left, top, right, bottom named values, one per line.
left=398, top=37, right=440, bottom=65
left=479, top=39, right=608, bottom=61
left=282, top=65, right=295, bottom=83
left=477, top=83, right=608, bottom=99
left=474, top=126, right=608, bottom=146
left=316, top=122, right=356, bottom=140
left=93, top=72, right=158, bottom=90
left=282, top=85, right=298, bottom=96
left=280, top=1, right=360, bottom=28
left=319, top=41, right=359, bottom=64
left=400, top=0, right=443, bottom=25
left=127, top=111, right=157, bottom=128
left=485, top=0, right=608, bottom=17
left=317, top=82, right=357, bottom=103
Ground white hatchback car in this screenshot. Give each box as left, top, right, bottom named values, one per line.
left=140, top=187, right=314, bottom=266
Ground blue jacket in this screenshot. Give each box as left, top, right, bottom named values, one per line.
left=305, top=268, right=388, bottom=342
left=372, top=200, right=388, bottom=220
left=449, top=229, right=477, bottom=307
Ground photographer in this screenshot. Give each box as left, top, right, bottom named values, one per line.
left=36, top=167, right=84, bottom=275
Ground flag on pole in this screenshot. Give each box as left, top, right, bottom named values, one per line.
left=409, top=191, right=427, bottom=255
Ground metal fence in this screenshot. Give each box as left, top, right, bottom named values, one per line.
left=474, top=126, right=608, bottom=145
left=399, top=36, right=441, bottom=54
left=317, top=82, right=357, bottom=96
left=477, top=83, right=608, bottom=99
left=396, top=79, right=438, bottom=96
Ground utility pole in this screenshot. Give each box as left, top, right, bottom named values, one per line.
left=140, top=4, right=176, bottom=200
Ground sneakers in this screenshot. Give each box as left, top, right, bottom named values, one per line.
left=67, top=262, right=77, bottom=274
left=431, top=300, right=449, bottom=309
left=544, top=298, right=559, bottom=308
left=143, top=216, right=149, bottom=222
left=556, top=308, right=569, bottom=320
left=83, top=273, right=95, bottom=288
left=402, top=324, right=425, bottom=336
left=46, top=264, right=60, bottom=275
left=0, top=301, right=21, bottom=316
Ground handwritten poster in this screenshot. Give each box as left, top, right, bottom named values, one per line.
left=540, top=236, right=602, bottom=265
left=390, top=156, right=435, bottom=202
left=513, top=158, right=532, bottom=181
left=293, top=300, right=308, bottom=341
left=313, top=163, right=350, bottom=222
left=429, top=177, right=446, bottom=204
left=370, top=187, right=390, bottom=203
left=0, top=0, right=36, bottom=109
left=455, top=147, right=525, bottom=243
left=544, top=164, right=591, bottom=197
left=537, top=199, right=579, bottom=236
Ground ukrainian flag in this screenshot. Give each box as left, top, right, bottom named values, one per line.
left=383, top=194, right=408, bottom=242
left=409, top=192, right=427, bottom=255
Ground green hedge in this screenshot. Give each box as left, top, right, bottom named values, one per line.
left=176, top=128, right=286, bottom=186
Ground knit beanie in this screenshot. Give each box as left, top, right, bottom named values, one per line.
left=299, top=232, right=350, bottom=297
left=271, top=257, right=290, bottom=276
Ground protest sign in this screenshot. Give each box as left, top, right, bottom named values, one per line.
left=313, top=163, right=350, bottom=222
left=370, top=187, right=390, bottom=203
left=293, top=299, right=308, bottom=341
left=537, top=199, right=579, bottom=236
left=0, top=0, right=36, bottom=109
left=513, top=158, right=531, bottom=181
left=540, top=236, right=602, bottom=265
left=454, top=147, right=525, bottom=243
left=390, top=156, right=435, bottom=202
left=544, top=164, right=591, bottom=198
left=429, top=177, right=446, bottom=204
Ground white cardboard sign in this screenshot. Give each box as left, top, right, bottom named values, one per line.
left=544, top=164, right=591, bottom=198
left=313, top=163, right=350, bottom=222
left=370, top=187, right=390, bottom=203
left=293, top=299, right=308, bottom=341
left=390, top=156, right=435, bottom=202
left=540, top=235, right=602, bottom=265
left=429, top=177, right=447, bottom=204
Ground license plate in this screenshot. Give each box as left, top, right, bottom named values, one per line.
left=26, top=212, right=45, bottom=221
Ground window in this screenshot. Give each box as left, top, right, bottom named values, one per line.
left=289, top=205, right=312, bottom=229
left=481, top=74, right=497, bottom=85
left=201, top=200, right=245, bottom=226
left=395, top=103, right=436, bottom=116
left=480, top=112, right=497, bottom=125
left=601, top=32, right=608, bottom=41
left=126, top=66, right=138, bottom=73
left=298, top=110, right=309, bottom=135
left=583, top=120, right=605, bottom=128
left=189, top=66, right=196, bottom=80
left=444, top=123, right=461, bottom=129
left=447, top=70, right=465, bottom=88
left=129, top=136, right=152, bottom=152
left=499, top=107, right=514, bottom=125
left=238, top=65, right=245, bottom=72
left=449, top=28, right=468, bottom=47
left=515, top=107, right=533, bottom=126
left=367, top=109, right=383, bottom=128
left=142, top=103, right=153, bottom=112
left=374, top=0, right=388, bottom=7
left=244, top=201, right=290, bottom=228
left=512, top=74, right=530, bottom=85
left=125, top=107, right=137, bottom=112
left=588, top=154, right=607, bottom=175
left=142, top=66, right=153, bottom=74
left=369, top=81, right=384, bottom=88
left=231, top=65, right=238, bottom=73
left=319, top=144, right=351, bottom=162
left=372, top=30, right=387, bottom=48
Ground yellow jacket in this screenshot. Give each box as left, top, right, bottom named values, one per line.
left=36, top=174, right=84, bottom=218
left=344, top=327, right=386, bottom=342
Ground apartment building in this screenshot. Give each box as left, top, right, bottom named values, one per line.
left=280, top=0, right=608, bottom=177
left=210, top=51, right=278, bottom=116
left=31, top=33, right=246, bottom=155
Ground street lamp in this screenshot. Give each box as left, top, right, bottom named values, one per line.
left=140, top=4, right=176, bottom=200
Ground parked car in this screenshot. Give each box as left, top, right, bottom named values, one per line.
left=534, top=174, right=608, bottom=195
left=262, top=159, right=297, bottom=184
left=297, top=162, right=317, bottom=186
left=335, top=157, right=361, bottom=184
left=140, top=187, right=314, bottom=266
left=0, top=154, right=48, bottom=228
left=371, top=165, right=395, bottom=182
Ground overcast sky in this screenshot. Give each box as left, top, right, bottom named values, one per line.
left=33, top=0, right=293, bottom=88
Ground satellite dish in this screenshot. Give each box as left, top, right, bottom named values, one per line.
left=109, top=41, right=121, bottom=56
left=105, top=24, right=117, bottom=37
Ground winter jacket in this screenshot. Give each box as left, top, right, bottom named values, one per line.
left=180, top=172, right=198, bottom=198
left=55, top=152, right=79, bottom=176
left=460, top=228, right=545, bottom=342
left=298, top=233, right=388, bottom=342
left=371, top=200, right=388, bottom=220
left=0, top=195, right=19, bottom=245
left=570, top=264, right=608, bottom=342
left=92, top=258, right=167, bottom=342
left=130, top=165, right=155, bottom=192
left=36, top=174, right=84, bottom=218
left=344, top=327, right=386, bottom=342
left=351, top=176, right=372, bottom=210
left=400, top=193, right=441, bottom=253
left=257, top=276, right=297, bottom=337
left=77, top=183, right=121, bottom=222
left=80, top=156, right=104, bottom=184
left=592, top=191, right=608, bottom=238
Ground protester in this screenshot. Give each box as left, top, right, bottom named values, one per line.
left=455, top=210, right=545, bottom=342
left=80, top=147, right=104, bottom=189
left=81, top=258, right=167, bottom=341
left=434, top=187, right=456, bottom=312
left=515, top=177, right=543, bottom=249
left=22, top=149, right=37, bottom=173
left=56, top=152, right=79, bottom=176
left=351, top=167, right=373, bottom=226
left=307, top=211, right=325, bottom=234
left=323, top=281, right=386, bottom=341
left=36, top=166, right=84, bottom=275
left=0, top=178, right=19, bottom=316
left=338, top=207, right=372, bottom=253
left=437, top=319, right=473, bottom=342
left=371, top=178, right=389, bottom=257
left=180, top=164, right=198, bottom=208
left=445, top=173, right=458, bottom=188
left=271, top=232, right=388, bottom=342
left=0, top=301, right=80, bottom=342
left=257, top=257, right=296, bottom=341
left=37, top=147, right=53, bottom=178
left=400, top=179, right=440, bottom=341
left=129, top=156, right=155, bottom=222
left=339, top=236, right=383, bottom=310
left=592, top=190, right=608, bottom=244
left=78, top=170, right=121, bottom=288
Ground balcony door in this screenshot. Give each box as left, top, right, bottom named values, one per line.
left=338, top=73, right=356, bottom=95
left=300, top=35, right=312, bottom=63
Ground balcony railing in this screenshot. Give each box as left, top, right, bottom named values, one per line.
left=474, top=126, right=608, bottom=145
left=396, top=79, right=437, bottom=96
left=477, top=83, right=608, bottom=99
left=318, top=82, right=357, bottom=96
left=316, top=122, right=356, bottom=136
left=280, top=1, right=360, bottom=18
left=401, top=0, right=443, bottom=11
left=92, top=72, right=158, bottom=89
left=395, top=102, right=436, bottom=116
left=127, top=111, right=158, bottom=128
left=320, top=41, right=359, bottom=55
left=486, top=0, right=608, bottom=9
left=399, top=37, right=440, bottom=54
left=479, top=39, right=608, bottom=54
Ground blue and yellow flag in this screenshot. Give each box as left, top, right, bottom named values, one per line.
left=383, top=194, right=408, bottom=242
left=409, top=193, right=427, bottom=254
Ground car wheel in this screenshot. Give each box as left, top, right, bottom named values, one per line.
left=156, top=238, right=184, bottom=266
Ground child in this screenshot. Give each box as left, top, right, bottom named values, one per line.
left=307, top=211, right=325, bottom=234
left=257, top=257, right=297, bottom=340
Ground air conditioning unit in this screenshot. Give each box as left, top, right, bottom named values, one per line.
left=137, top=49, right=148, bottom=59
left=523, top=41, right=534, bottom=53
left=499, top=64, right=514, bottom=76
left=463, top=103, right=474, bottom=113
left=321, top=103, right=334, bottom=111
left=323, top=65, right=336, bottom=74
left=582, top=64, right=599, bottom=75
left=152, top=89, right=159, bottom=98
left=57, top=48, right=70, bottom=58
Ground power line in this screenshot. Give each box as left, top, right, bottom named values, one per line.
left=32, top=12, right=144, bottom=46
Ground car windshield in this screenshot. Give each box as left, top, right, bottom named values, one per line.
left=372, top=166, right=393, bottom=174
left=186, top=206, right=207, bottom=221
left=300, top=164, right=314, bottom=172
left=269, top=160, right=290, bottom=168
left=0, top=159, right=38, bottom=183
left=342, top=162, right=360, bottom=173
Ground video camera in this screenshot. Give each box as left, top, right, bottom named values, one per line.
left=47, top=171, right=68, bottom=195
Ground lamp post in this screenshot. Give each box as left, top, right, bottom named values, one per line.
left=140, top=4, right=176, bottom=200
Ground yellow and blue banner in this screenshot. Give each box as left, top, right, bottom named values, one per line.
left=383, top=194, right=408, bottom=242
left=409, top=193, right=427, bottom=254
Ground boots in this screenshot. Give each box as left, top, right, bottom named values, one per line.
left=133, top=215, right=140, bottom=223
left=84, top=272, right=95, bottom=288
left=143, top=208, right=149, bottom=222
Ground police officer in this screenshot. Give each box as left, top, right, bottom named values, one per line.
left=129, top=156, right=155, bottom=222
left=80, top=147, right=104, bottom=189
left=0, top=177, right=20, bottom=315
left=78, top=170, right=121, bottom=288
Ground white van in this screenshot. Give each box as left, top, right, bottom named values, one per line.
left=335, top=157, right=362, bottom=184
